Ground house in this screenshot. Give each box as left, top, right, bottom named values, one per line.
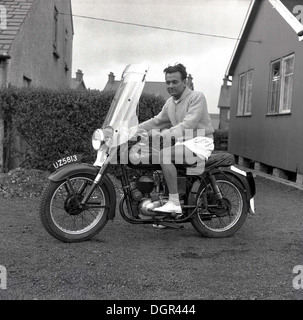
left=217, top=77, right=231, bottom=130
left=0, top=0, right=75, bottom=171
left=225, top=0, right=303, bottom=185
left=0, top=0, right=74, bottom=89
left=71, top=69, right=86, bottom=90
left=103, top=71, right=195, bottom=101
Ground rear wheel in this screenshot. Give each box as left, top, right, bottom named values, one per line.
left=39, top=174, right=110, bottom=242
left=191, top=174, right=248, bottom=238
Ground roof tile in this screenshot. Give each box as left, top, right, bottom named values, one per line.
left=0, top=0, right=35, bottom=54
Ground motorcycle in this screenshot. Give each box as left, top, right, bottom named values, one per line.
left=39, top=64, right=256, bottom=243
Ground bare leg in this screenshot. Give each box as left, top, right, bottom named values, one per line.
left=160, top=144, right=201, bottom=194
left=153, top=144, right=205, bottom=218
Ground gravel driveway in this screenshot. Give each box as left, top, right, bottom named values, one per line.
left=0, top=172, right=303, bottom=300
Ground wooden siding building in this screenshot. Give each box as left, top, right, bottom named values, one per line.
left=225, top=0, right=303, bottom=185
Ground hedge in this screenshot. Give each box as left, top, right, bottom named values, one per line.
left=0, top=87, right=165, bottom=171
left=214, top=129, right=229, bottom=151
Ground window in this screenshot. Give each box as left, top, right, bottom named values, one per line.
left=23, top=76, right=32, bottom=88
left=53, top=6, right=60, bottom=58
left=268, top=54, right=294, bottom=114
left=53, top=6, right=58, bottom=49
left=64, top=29, right=69, bottom=71
left=227, top=109, right=230, bottom=121
left=237, top=70, right=254, bottom=116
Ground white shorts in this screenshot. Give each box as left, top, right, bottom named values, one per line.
left=175, top=137, right=214, bottom=160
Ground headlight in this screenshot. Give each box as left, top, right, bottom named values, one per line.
left=92, top=129, right=104, bottom=150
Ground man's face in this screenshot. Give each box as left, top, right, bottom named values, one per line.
left=165, top=72, right=186, bottom=100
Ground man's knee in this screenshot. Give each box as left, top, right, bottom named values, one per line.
left=160, top=148, right=173, bottom=165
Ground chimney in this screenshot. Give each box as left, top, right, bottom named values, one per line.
left=76, top=69, right=83, bottom=82
left=187, top=74, right=194, bottom=90
left=108, top=72, right=115, bottom=84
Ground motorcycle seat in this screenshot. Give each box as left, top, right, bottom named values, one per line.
left=204, top=152, right=235, bottom=170
left=175, top=152, right=235, bottom=171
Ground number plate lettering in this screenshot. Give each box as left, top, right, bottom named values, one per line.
left=51, top=154, right=83, bottom=172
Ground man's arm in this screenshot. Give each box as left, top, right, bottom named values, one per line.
left=137, top=102, right=171, bottom=133
left=165, top=92, right=213, bottom=139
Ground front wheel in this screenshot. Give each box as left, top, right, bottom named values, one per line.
left=191, top=174, right=248, bottom=238
left=39, top=173, right=110, bottom=242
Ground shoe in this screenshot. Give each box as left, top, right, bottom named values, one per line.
left=153, top=201, right=182, bottom=214
left=152, top=224, right=168, bottom=229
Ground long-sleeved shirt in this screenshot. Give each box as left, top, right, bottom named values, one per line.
left=138, top=87, right=214, bottom=139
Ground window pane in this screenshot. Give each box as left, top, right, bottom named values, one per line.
left=245, top=70, right=253, bottom=114
left=282, top=75, right=293, bottom=111
left=284, top=55, right=294, bottom=75
left=237, top=74, right=245, bottom=115
left=268, top=61, right=280, bottom=113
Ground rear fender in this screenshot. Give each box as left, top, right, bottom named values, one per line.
left=223, top=166, right=256, bottom=200
left=188, top=167, right=256, bottom=213
left=48, top=163, right=116, bottom=220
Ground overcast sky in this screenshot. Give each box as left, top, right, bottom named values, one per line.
left=71, top=0, right=252, bottom=114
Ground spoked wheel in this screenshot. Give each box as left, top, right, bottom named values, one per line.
left=191, top=174, right=248, bottom=238
left=39, top=174, right=110, bottom=242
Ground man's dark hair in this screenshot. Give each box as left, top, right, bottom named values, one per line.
left=163, top=63, right=187, bottom=81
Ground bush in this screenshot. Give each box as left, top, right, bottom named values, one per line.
left=214, top=129, right=229, bottom=151
left=0, top=87, right=165, bottom=171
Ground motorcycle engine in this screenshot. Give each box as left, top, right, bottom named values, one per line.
left=137, top=176, right=154, bottom=194
left=129, top=172, right=168, bottom=218
left=138, top=198, right=168, bottom=217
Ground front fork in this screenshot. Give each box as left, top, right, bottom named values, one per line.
left=80, top=162, right=109, bottom=206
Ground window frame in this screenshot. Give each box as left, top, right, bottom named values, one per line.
left=237, top=69, right=254, bottom=116
left=53, top=6, right=60, bottom=58
left=267, top=53, right=295, bottom=115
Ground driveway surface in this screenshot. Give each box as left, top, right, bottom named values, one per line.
left=0, top=173, right=302, bottom=300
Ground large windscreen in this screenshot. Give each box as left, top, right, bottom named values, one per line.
left=102, top=64, right=149, bottom=146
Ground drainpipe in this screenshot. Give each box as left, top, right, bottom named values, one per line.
left=0, top=53, right=11, bottom=172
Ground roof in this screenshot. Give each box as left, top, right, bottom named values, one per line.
left=71, top=78, right=86, bottom=90
left=0, top=0, right=35, bottom=55
left=226, top=0, right=303, bottom=77
left=103, top=80, right=171, bottom=100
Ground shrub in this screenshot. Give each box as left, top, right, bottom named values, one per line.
left=214, top=129, right=229, bottom=151
left=0, top=87, right=165, bottom=171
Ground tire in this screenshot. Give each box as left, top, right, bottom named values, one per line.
left=191, top=174, right=248, bottom=238
left=39, top=173, right=110, bottom=242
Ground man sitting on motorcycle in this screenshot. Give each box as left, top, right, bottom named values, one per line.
left=138, top=63, right=214, bottom=217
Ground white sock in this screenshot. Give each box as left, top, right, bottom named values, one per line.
left=169, top=194, right=180, bottom=206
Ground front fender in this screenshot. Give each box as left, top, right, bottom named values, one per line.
left=48, top=163, right=116, bottom=220
left=49, top=163, right=99, bottom=182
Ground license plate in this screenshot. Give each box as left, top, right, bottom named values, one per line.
left=51, top=154, right=83, bottom=172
